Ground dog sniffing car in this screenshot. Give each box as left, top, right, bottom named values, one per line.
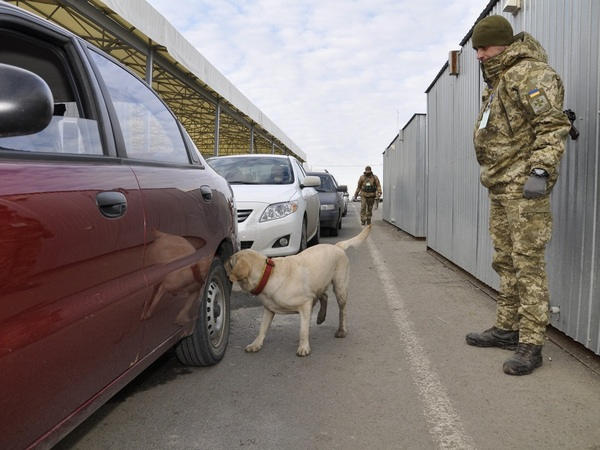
left=226, top=225, right=372, bottom=356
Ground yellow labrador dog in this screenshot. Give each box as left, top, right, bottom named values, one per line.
left=226, top=225, right=371, bottom=356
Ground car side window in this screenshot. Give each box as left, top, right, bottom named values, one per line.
left=0, top=30, right=102, bottom=155
left=89, top=50, right=189, bottom=165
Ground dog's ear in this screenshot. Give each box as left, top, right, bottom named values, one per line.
left=228, top=256, right=251, bottom=282
left=224, top=255, right=236, bottom=277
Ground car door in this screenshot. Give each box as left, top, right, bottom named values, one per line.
left=292, top=158, right=320, bottom=238
left=0, top=25, right=145, bottom=449
left=87, top=49, right=222, bottom=354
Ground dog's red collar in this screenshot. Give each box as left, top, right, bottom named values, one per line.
left=251, top=258, right=275, bottom=295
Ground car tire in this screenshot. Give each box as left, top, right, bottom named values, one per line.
left=308, top=220, right=320, bottom=246
left=176, top=257, right=231, bottom=366
left=299, top=217, right=308, bottom=253
left=330, top=222, right=339, bottom=237
left=330, top=212, right=341, bottom=237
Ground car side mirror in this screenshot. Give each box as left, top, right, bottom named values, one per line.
left=301, top=175, right=321, bottom=188
left=0, top=63, right=53, bottom=138
left=337, top=185, right=347, bottom=193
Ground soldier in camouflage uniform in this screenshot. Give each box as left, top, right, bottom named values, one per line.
left=465, top=16, right=571, bottom=375
left=353, top=166, right=381, bottom=225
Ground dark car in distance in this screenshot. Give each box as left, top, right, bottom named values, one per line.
left=307, top=171, right=346, bottom=236
left=0, top=3, right=237, bottom=449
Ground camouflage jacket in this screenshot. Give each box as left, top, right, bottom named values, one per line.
left=473, top=32, right=571, bottom=199
left=355, top=174, right=381, bottom=198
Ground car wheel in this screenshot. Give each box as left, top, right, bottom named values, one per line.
left=299, top=217, right=308, bottom=252
left=338, top=210, right=342, bottom=229
left=176, top=257, right=230, bottom=366
left=308, top=220, right=320, bottom=246
left=330, top=212, right=341, bottom=236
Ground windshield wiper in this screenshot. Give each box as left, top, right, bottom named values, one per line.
left=228, top=180, right=262, bottom=185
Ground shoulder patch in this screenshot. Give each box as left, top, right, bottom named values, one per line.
left=527, top=88, right=551, bottom=114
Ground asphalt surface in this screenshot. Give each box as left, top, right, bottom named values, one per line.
left=57, top=203, right=600, bottom=450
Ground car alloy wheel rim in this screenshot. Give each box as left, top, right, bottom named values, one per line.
left=205, top=279, right=225, bottom=347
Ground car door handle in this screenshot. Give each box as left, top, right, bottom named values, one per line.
left=96, top=191, right=127, bottom=218
left=200, top=185, right=212, bottom=201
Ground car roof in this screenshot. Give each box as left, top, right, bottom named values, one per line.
left=307, top=171, right=335, bottom=179
left=207, top=154, right=291, bottom=160
left=0, top=2, right=79, bottom=42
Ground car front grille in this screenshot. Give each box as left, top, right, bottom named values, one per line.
left=237, top=209, right=252, bottom=223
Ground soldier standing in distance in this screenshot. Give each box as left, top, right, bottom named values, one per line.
left=353, top=165, right=381, bottom=225
left=465, top=15, right=571, bottom=375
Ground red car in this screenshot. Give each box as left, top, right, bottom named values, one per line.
left=0, top=4, right=237, bottom=449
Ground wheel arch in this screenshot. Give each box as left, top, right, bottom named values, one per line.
left=216, top=237, right=235, bottom=263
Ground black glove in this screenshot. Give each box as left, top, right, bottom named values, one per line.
left=523, top=169, right=548, bottom=198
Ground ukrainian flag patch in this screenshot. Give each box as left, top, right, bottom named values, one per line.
left=527, top=88, right=550, bottom=114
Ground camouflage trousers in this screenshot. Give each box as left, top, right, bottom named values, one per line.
left=360, top=195, right=376, bottom=223
left=489, top=196, right=552, bottom=345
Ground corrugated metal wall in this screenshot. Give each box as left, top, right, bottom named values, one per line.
left=425, top=0, right=600, bottom=354
left=383, top=114, right=427, bottom=237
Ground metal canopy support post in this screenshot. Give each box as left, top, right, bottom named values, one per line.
left=271, top=141, right=275, bottom=154
left=145, top=39, right=153, bottom=84
left=214, top=100, right=221, bottom=156
left=250, top=125, right=255, bottom=153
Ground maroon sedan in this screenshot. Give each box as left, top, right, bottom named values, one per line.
left=0, top=4, right=237, bottom=449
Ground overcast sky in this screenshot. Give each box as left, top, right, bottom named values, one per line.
left=146, top=0, right=488, bottom=189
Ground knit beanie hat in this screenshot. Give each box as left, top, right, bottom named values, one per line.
left=472, top=15, right=513, bottom=48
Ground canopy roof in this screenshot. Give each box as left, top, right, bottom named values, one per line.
left=7, top=0, right=306, bottom=161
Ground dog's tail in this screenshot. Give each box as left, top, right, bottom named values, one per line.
left=336, top=224, right=371, bottom=251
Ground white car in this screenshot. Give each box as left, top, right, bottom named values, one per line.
left=207, top=154, right=321, bottom=256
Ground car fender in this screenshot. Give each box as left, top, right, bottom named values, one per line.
left=300, top=185, right=320, bottom=240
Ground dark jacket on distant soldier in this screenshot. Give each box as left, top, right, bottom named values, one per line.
left=473, top=32, right=571, bottom=199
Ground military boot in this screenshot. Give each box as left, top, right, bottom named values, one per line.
left=503, top=343, right=543, bottom=375
left=465, top=326, right=518, bottom=350
left=366, top=218, right=371, bottom=225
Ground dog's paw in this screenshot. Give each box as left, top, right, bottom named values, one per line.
left=245, top=342, right=263, bottom=353
left=335, top=329, right=347, bottom=338
left=296, top=345, right=311, bottom=357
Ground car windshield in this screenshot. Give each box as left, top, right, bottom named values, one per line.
left=208, top=156, right=294, bottom=185
left=312, top=174, right=336, bottom=192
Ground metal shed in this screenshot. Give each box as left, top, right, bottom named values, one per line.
left=425, top=0, right=600, bottom=354
left=6, top=0, right=306, bottom=161
left=383, top=113, right=427, bottom=238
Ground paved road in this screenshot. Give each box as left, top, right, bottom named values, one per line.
left=58, top=203, right=600, bottom=449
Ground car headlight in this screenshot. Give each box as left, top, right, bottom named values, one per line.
left=260, top=201, right=298, bottom=222
left=320, top=204, right=335, bottom=211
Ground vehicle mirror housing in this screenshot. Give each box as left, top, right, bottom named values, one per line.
left=0, top=63, right=53, bottom=138
left=337, top=185, right=348, bottom=192
left=301, top=175, right=321, bottom=188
